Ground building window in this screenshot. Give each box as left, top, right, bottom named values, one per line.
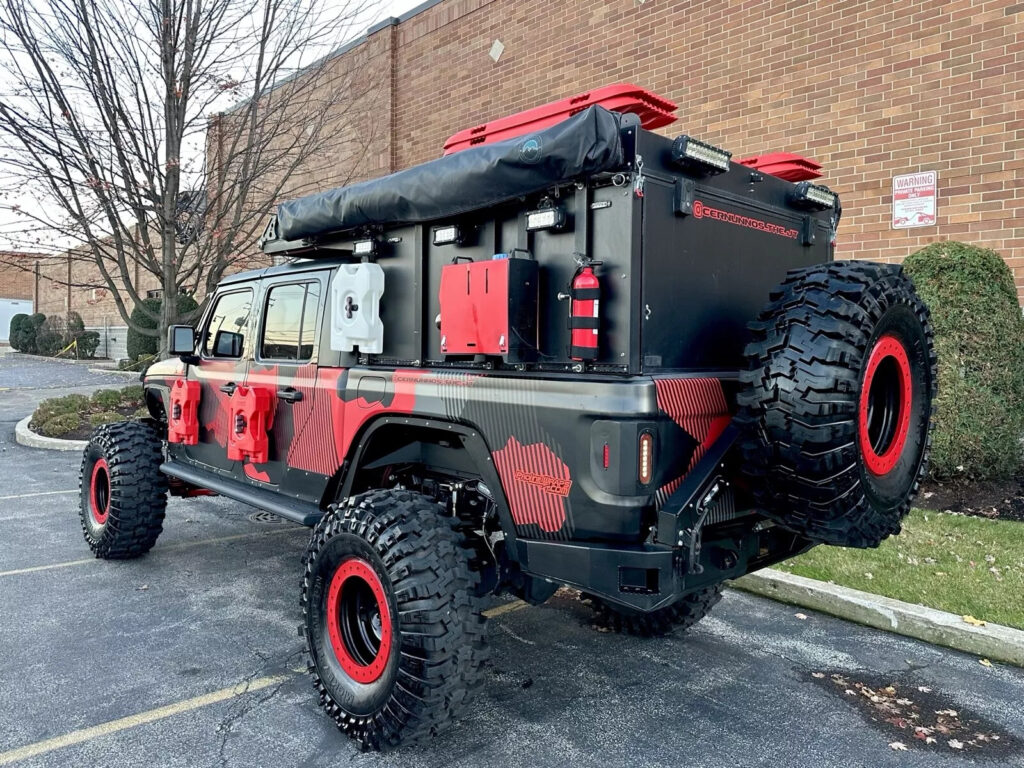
left=146, top=289, right=163, bottom=299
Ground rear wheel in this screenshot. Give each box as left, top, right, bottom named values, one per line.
left=736, top=261, right=936, bottom=548
left=301, top=489, right=488, bottom=751
left=583, top=585, right=723, bottom=637
left=79, top=421, right=167, bottom=558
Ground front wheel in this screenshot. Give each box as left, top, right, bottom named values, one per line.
left=79, top=421, right=167, bottom=558
left=301, top=489, right=488, bottom=751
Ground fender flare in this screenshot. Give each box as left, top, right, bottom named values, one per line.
left=335, top=414, right=521, bottom=553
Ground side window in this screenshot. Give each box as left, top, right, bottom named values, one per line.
left=203, top=289, right=253, bottom=358
left=260, top=282, right=321, bottom=362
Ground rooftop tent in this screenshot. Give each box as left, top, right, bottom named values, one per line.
left=275, top=105, right=630, bottom=241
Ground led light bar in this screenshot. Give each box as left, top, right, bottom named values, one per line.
left=670, top=135, right=732, bottom=174
left=638, top=431, right=654, bottom=485
left=432, top=224, right=463, bottom=246
left=526, top=206, right=567, bottom=232
left=352, top=239, right=377, bottom=257
left=790, top=181, right=837, bottom=210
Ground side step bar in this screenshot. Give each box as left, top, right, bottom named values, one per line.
left=160, top=461, right=324, bottom=527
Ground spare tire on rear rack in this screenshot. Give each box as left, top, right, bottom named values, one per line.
left=736, top=261, right=937, bottom=549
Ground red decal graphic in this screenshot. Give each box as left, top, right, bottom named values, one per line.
left=655, top=378, right=731, bottom=500
left=512, top=470, right=572, bottom=497
left=492, top=437, right=571, bottom=533
left=243, top=463, right=272, bottom=483
left=692, top=200, right=798, bottom=239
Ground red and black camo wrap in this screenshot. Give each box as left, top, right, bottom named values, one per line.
left=653, top=377, right=731, bottom=507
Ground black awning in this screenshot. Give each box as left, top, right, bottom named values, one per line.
left=275, top=105, right=629, bottom=241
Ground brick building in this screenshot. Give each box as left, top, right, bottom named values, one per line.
left=0, top=253, right=36, bottom=343
left=36, top=0, right=1024, bottom=355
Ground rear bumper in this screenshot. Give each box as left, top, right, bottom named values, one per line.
left=516, top=521, right=813, bottom=612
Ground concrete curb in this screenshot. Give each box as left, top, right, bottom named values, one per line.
left=732, top=568, right=1024, bottom=668
left=15, top=415, right=88, bottom=452
left=87, top=368, right=139, bottom=378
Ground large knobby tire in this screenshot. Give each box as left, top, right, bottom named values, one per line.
left=736, top=261, right=936, bottom=548
left=301, top=489, right=488, bottom=751
left=583, top=584, right=723, bottom=637
left=79, top=420, right=168, bottom=558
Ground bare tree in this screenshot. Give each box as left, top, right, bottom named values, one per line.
left=0, top=0, right=385, bottom=351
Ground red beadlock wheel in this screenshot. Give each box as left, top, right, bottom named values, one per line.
left=89, top=457, right=111, bottom=525
left=325, top=557, right=393, bottom=684
left=859, top=334, right=914, bottom=476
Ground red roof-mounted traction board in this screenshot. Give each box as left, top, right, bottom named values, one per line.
left=443, top=83, right=678, bottom=155
left=736, top=152, right=823, bottom=182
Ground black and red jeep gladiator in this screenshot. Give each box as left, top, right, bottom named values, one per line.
left=78, top=86, right=935, bottom=750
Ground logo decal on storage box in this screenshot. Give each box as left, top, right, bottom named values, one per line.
left=692, top=200, right=798, bottom=239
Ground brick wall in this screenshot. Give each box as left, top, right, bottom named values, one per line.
left=0, top=254, right=35, bottom=301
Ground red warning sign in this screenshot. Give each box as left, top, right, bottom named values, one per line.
left=892, top=171, right=937, bottom=229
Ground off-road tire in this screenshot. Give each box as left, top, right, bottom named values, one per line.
left=78, top=420, right=168, bottom=558
left=736, top=261, right=936, bottom=548
left=300, top=489, right=489, bottom=751
left=582, top=584, right=723, bottom=637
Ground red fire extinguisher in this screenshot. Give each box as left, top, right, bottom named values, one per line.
left=568, top=262, right=601, bottom=361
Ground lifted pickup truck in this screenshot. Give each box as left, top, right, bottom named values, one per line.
left=78, top=88, right=935, bottom=750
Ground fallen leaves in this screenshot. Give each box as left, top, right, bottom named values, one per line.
left=979, top=658, right=993, bottom=668
left=794, top=612, right=808, bottom=620
left=962, top=615, right=986, bottom=627
left=813, top=673, right=1010, bottom=755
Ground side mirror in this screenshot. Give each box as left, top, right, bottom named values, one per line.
left=213, top=330, right=243, bottom=358
left=168, top=325, right=196, bottom=356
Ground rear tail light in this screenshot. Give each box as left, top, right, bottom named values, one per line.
left=638, top=431, right=654, bottom=484
left=602, top=443, right=610, bottom=470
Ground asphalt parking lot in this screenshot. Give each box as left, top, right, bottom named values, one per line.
left=1, top=354, right=1023, bottom=767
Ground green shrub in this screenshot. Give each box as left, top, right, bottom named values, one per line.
left=127, top=294, right=199, bottom=360
left=132, top=406, right=151, bottom=419
left=7, top=313, right=28, bottom=351
left=35, top=315, right=64, bottom=356
left=91, top=389, right=123, bottom=409
left=903, top=241, right=1024, bottom=479
left=88, top=411, right=122, bottom=428
left=120, top=384, right=144, bottom=406
left=36, top=413, right=83, bottom=438
left=34, top=393, right=91, bottom=423
left=13, top=313, right=45, bottom=353
left=76, top=331, right=100, bottom=359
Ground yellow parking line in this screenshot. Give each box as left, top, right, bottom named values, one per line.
left=0, top=528, right=305, bottom=578
left=483, top=600, right=527, bottom=618
left=0, top=490, right=77, bottom=501
left=0, top=673, right=292, bottom=766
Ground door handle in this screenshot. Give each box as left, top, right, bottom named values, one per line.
left=277, top=387, right=303, bottom=403
left=219, top=382, right=237, bottom=395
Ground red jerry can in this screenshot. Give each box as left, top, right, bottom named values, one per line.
left=226, top=385, right=275, bottom=465
left=167, top=378, right=201, bottom=445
